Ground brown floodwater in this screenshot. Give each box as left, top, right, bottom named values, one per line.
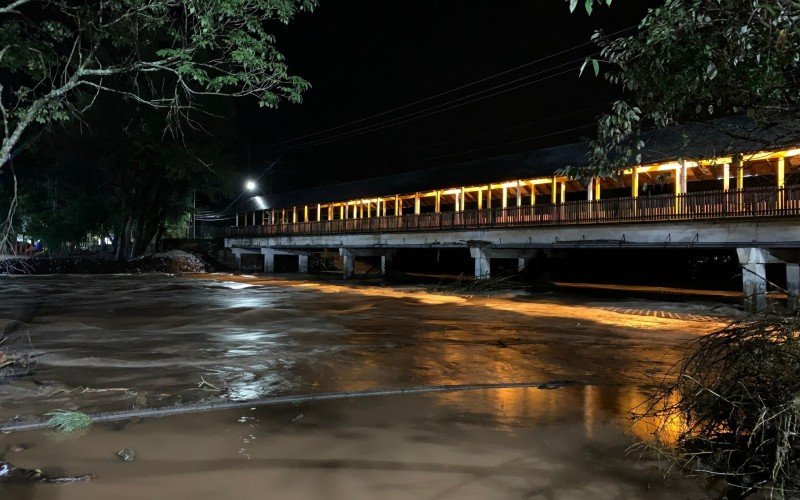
left=0, top=273, right=727, bottom=498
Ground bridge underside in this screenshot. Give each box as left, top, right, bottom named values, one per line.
left=227, top=217, right=800, bottom=313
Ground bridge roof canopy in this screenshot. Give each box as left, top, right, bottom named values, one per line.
left=231, top=115, right=799, bottom=213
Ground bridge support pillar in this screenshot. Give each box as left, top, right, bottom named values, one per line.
left=470, top=248, right=491, bottom=280
left=261, top=248, right=276, bottom=273
left=342, top=254, right=355, bottom=279
left=787, top=263, right=800, bottom=310
left=737, top=247, right=768, bottom=313
left=298, top=254, right=309, bottom=274
left=381, top=254, right=393, bottom=277
left=517, top=258, right=529, bottom=272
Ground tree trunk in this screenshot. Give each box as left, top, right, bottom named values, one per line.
left=116, top=216, right=132, bottom=261
left=154, top=223, right=166, bottom=252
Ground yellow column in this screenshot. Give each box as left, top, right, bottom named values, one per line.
left=516, top=181, right=522, bottom=207
left=394, top=195, right=400, bottom=215
left=551, top=177, right=558, bottom=204
left=435, top=191, right=441, bottom=212
left=460, top=187, right=466, bottom=212
left=454, top=192, right=460, bottom=212
left=486, top=185, right=492, bottom=209
left=281, top=209, right=286, bottom=223
left=477, top=189, right=483, bottom=210
left=530, top=182, right=536, bottom=205
left=631, top=165, right=639, bottom=198
left=674, top=167, right=682, bottom=214
left=414, top=193, right=421, bottom=215
left=502, top=186, right=508, bottom=208
left=317, top=204, right=321, bottom=221
left=340, top=204, right=345, bottom=220
left=733, top=158, right=744, bottom=189
left=270, top=209, right=275, bottom=224
left=303, top=205, right=309, bottom=222
left=560, top=181, right=566, bottom=204
left=681, top=160, right=688, bottom=194
left=778, top=157, right=786, bottom=209
left=722, top=163, right=730, bottom=192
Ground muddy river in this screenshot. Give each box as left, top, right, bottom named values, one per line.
left=0, top=274, right=730, bottom=498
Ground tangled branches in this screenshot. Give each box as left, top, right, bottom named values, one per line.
left=634, top=317, right=800, bottom=497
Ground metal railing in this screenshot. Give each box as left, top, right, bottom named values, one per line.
left=226, top=185, right=800, bottom=238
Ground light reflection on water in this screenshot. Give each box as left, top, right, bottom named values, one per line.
left=0, top=274, right=701, bottom=446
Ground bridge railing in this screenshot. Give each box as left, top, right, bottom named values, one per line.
left=226, top=185, right=800, bottom=238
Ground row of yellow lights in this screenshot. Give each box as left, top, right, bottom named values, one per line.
left=248, top=148, right=800, bottom=223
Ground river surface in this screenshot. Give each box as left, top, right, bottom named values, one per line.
left=0, top=274, right=731, bottom=498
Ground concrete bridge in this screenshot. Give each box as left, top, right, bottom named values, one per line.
left=226, top=145, right=800, bottom=312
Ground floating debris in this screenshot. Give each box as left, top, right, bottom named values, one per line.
left=46, top=410, right=92, bottom=433
left=116, top=448, right=136, bottom=462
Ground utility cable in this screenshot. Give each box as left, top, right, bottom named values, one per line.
left=268, top=24, right=636, bottom=148
left=0, top=380, right=584, bottom=433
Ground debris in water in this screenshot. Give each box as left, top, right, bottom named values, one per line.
left=116, top=448, right=136, bottom=462
left=291, top=413, right=304, bottom=423
left=46, top=410, right=92, bottom=432
left=8, top=444, right=28, bottom=453
left=0, top=459, right=95, bottom=484
left=198, top=376, right=220, bottom=391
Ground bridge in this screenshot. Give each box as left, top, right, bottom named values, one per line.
left=226, top=138, right=800, bottom=312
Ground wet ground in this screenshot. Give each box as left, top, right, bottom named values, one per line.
left=0, top=274, right=732, bottom=498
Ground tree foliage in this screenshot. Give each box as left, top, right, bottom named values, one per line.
left=0, top=0, right=315, bottom=250
left=16, top=99, right=234, bottom=256
left=567, top=0, right=800, bottom=177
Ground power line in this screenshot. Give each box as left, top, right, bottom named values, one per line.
left=289, top=63, right=584, bottom=150
left=268, top=24, right=636, bottom=149
left=276, top=101, right=610, bottom=172
left=418, top=123, right=596, bottom=163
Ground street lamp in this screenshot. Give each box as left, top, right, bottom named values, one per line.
left=245, top=180, right=257, bottom=191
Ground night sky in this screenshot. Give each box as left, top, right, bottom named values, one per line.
left=231, top=1, right=654, bottom=194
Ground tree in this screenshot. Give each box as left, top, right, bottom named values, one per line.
left=15, top=98, right=235, bottom=257
left=566, top=0, right=800, bottom=176
left=0, top=0, right=316, bottom=250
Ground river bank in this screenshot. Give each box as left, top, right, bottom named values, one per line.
left=0, top=250, right=211, bottom=275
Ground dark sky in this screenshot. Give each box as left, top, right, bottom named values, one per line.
left=231, top=1, right=653, bottom=194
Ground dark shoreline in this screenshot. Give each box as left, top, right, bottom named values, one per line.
left=0, top=250, right=210, bottom=275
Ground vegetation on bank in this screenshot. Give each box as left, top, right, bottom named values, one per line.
left=0, top=250, right=211, bottom=275
left=635, top=316, right=800, bottom=497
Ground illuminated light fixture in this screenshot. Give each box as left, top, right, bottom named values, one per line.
left=253, top=196, right=268, bottom=210
left=245, top=180, right=257, bottom=191
left=783, top=148, right=800, bottom=157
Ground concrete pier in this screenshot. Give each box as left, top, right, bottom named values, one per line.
left=298, top=254, right=309, bottom=274
left=262, top=248, right=275, bottom=273
left=787, top=263, right=800, bottom=309
left=470, top=248, right=491, bottom=280
left=737, top=247, right=768, bottom=313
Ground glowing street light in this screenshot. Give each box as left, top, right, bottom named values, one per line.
left=245, top=180, right=257, bottom=191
